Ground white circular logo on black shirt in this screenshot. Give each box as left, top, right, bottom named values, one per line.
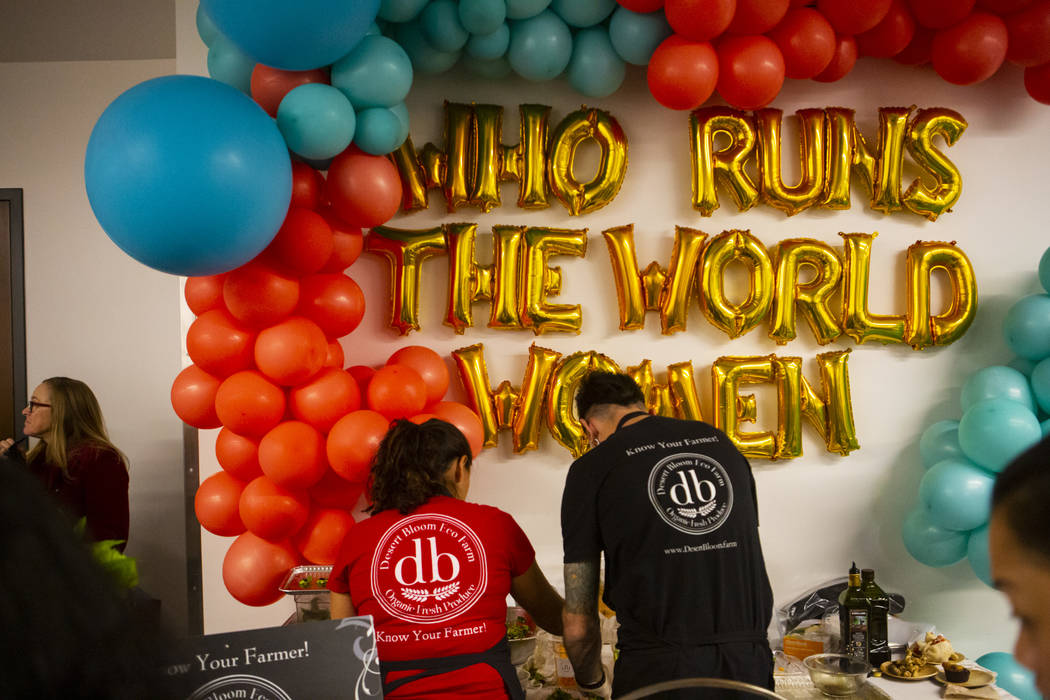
left=647, top=452, right=733, bottom=535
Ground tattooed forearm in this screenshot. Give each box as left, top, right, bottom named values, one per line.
left=562, top=560, right=603, bottom=685
left=564, top=560, right=600, bottom=614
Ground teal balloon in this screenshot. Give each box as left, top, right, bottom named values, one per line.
left=551, top=0, right=617, bottom=27
left=919, top=459, right=994, bottom=532
left=276, top=84, right=356, bottom=160
left=508, top=10, right=573, bottom=81
left=608, top=6, right=673, bottom=65
left=463, top=54, right=514, bottom=78
left=459, top=0, right=507, bottom=35
left=568, top=28, right=626, bottom=98
left=1009, top=356, right=1037, bottom=377
left=331, top=35, right=413, bottom=109
left=919, top=419, right=963, bottom=469
left=901, top=508, right=968, bottom=567
left=207, top=36, right=255, bottom=93
left=1030, top=356, right=1050, bottom=414
left=353, top=105, right=409, bottom=155
left=976, top=653, right=1041, bottom=700
left=1040, top=246, right=1050, bottom=295
left=966, top=525, right=992, bottom=586
left=394, top=21, right=462, bottom=74
left=421, top=0, right=469, bottom=52
left=961, top=365, right=1035, bottom=413
left=379, top=0, right=428, bottom=22
left=1005, top=294, right=1050, bottom=361
left=467, top=23, right=511, bottom=59
left=196, top=3, right=222, bottom=47
left=506, top=0, right=553, bottom=20
left=959, top=398, right=1042, bottom=472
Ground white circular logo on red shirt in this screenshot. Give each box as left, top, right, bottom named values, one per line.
left=370, top=513, right=488, bottom=625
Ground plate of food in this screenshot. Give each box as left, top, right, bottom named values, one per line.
left=934, top=665, right=996, bottom=688
left=881, top=660, right=940, bottom=680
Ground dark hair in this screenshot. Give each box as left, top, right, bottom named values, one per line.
left=992, top=433, right=1050, bottom=564
left=575, top=371, right=646, bottom=420
left=367, top=419, right=473, bottom=515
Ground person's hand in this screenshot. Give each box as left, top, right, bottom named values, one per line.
left=0, top=438, right=14, bottom=453
left=577, top=664, right=612, bottom=699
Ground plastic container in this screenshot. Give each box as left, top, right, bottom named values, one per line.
left=279, top=565, right=333, bottom=623
left=803, top=653, right=871, bottom=696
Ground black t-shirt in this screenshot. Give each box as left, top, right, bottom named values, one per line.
left=561, top=415, right=773, bottom=650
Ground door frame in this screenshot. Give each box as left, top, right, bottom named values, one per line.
left=0, top=189, right=26, bottom=440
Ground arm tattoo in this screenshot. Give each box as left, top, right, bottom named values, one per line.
left=562, top=560, right=603, bottom=685
left=564, top=560, right=600, bottom=615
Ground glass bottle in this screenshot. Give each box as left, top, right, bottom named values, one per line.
left=862, top=568, right=890, bottom=666
left=838, top=562, right=869, bottom=662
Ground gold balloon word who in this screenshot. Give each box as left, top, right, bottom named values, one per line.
left=690, top=106, right=967, bottom=221
left=453, top=344, right=858, bottom=460
left=390, top=102, right=628, bottom=216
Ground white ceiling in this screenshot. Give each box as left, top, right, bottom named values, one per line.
left=0, top=0, right=175, bottom=63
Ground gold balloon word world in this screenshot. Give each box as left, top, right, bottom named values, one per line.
left=366, top=225, right=976, bottom=349
left=390, top=102, right=628, bottom=216
left=691, top=106, right=967, bottom=221
left=453, top=343, right=857, bottom=460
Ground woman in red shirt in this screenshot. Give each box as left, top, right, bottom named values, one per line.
left=328, top=418, right=564, bottom=699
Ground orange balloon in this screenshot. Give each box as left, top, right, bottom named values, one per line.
left=250, top=64, right=329, bottom=117
left=326, top=148, right=403, bottom=228
left=239, top=476, right=310, bottom=541
left=254, top=317, right=328, bottom=386
left=215, top=427, right=264, bottom=482
left=186, top=309, right=256, bottom=378
left=409, top=412, right=438, bottom=424
left=258, top=420, right=329, bottom=490
left=318, top=207, right=364, bottom=273
left=293, top=507, right=356, bottom=565
left=347, top=365, right=376, bottom=393
left=430, top=401, right=485, bottom=458
left=290, top=160, right=325, bottom=210
left=367, top=364, right=427, bottom=420
left=309, top=469, right=366, bottom=510
left=326, top=409, right=390, bottom=483
left=195, top=471, right=247, bottom=537
left=223, top=261, right=300, bottom=329
left=215, top=370, right=287, bottom=438
left=222, top=532, right=300, bottom=606
left=387, top=346, right=450, bottom=407
left=261, top=207, right=334, bottom=277
left=184, top=274, right=227, bottom=315
left=289, top=367, right=361, bottom=433
left=296, top=273, right=366, bottom=339
left=323, top=341, right=344, bottom=369
left=171, top=364, right=222, bottom=429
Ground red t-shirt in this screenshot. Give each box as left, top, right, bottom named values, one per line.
left=329, top=495, right=535, bottom=699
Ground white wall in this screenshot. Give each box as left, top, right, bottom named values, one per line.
left=0, top=59, right=188, bottom=634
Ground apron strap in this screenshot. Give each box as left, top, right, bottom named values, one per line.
left=615, top=411, right=650, bottom=432
left=381, top=637, right=525, bottom=699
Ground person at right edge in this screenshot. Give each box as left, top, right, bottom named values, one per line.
left=560, top=371, right=775, bottom=698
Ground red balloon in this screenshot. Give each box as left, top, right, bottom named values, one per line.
left=324, top=341, right=345, bottom=369
left=259, top=420, right=328, bottom=490
left=387, top=346, right=450, bottom=406
left=727, top=0, right=790, bottom=33
left=716, top=35, right=785, bottom=109
left=856, top=0, right=917, bottom=57
left=430, top=401, right=485, bottom=458
left=262, top=207, right=334, bottom=277
left=296, top=273, right=366, bottom=339
left=310, top=469, right=366, bottom=510
left=768, top=8, right=836, bottom=78
left=326, top=409, right=390, bottom=482
left=1005, top=0, right=1050, bottom=66
left=664, top=0, right=737, bottom=40
left=293, top=508, right=356, bottom=565
left=348, top=365, right=376, bottom=393
left=409, top=413, right=439, bottom=424
left=223, top=261, right=300, bottom=329
left=289, top=367, right=362, bottom=433
left=291, top=161, right=325, bottom=210
left=977, top=0, right=1035, bottom=13
left=184, top=274, right=226, bottom=316
left=326, top=148, right=403, bottom=229
left=646, top=35, right=719, bottom=110
left=195, top=471, right=247, bottom=537
left=1024, top=60, right=1050, bottom=102
left=215, top=427, right=264, bottom=482
left=367, top=365, right=427, bottom=420
left=215, top=370, right=287, bottom=438
left=817, top=0, right=892, bottom=33
left=813, top=34, right=858, bottom=81
left=931, top=11, right=1008, bottom=84
left=894, top=25, right=935, bottom=63
left=250, top=64, right=329, bottom=118
left=222, top=532, right=300, bottom=606
left=239, top=476, right=311, bottom=541
left=186, top=309, right=256, bottom=378
left=617, top=0, right=665, bottom=10
left=254, top=317, right=328, bottom=386
left=317, top=207, right=365, bottom=273
left=171, top=364, right=222, bottom=429
left=907, top=0, right=976, bottom=28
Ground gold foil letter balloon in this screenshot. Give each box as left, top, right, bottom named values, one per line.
left=903, top=108, right=967, bottom=221
left=699, top=230, right=774, bottom=339
left=547, top=107, right=629, bottom=216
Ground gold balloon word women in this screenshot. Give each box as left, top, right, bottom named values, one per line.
left=453, top=344, right=857, bottom=460
left=691, top=106, right=967, bottom=221
left=390, top=102, right=628, bottom=216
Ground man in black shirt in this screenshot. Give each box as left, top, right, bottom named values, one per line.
left=560, top=371, right=774, bottom=698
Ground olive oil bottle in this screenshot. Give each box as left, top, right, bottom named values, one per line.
left=838, top=562, right=870, bottom=662
left=862, top=568, right=890, bottom=666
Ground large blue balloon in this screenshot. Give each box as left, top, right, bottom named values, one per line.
left=919, top=459, right=994, bottom=532
left=1004, top=294, right=1050, bottom=361
left=966, top=525, right=992, bottom=586
left=84, top=76, right=291, bottom=276
left=200, top=0, right=380, bottom=70
left=919, top=419, right=963, bottom=469
left=196, top=3, right=223, bottom=47
left=958, top=398, right=1042, bottom=472
left=276, top=84, right=356, bottom=160
left=608, top=6, right=673, bottom=65
left=976, top=653, right=1040, bottom=700
left=508, top=10, right=573, bottom=81
left=901, top=508, right=968, bottom=567
left=961, top=365, right=1035, bottom=413
left=331, top=35, right=414, bottom=109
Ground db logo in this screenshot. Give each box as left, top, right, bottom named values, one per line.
left=370, top=514, right=487, bottom=624
left=648, top=453, right=733, bottom=535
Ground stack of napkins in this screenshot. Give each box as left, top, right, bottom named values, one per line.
left=943, top=684, right=998, bottom=699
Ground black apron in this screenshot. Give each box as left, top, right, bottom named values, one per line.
left=379, top=636, right=525, bottom=699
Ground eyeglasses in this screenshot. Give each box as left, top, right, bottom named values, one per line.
left=27, top=401, right=51, bottom=412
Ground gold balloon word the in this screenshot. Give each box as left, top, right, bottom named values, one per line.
left=691, top=106, right=967, bottom=221
left=604, top=227, right=976, bottom=349
left=366, top=224, right=587, bottom=335
left=390, top=102, right=629, bottom=216
left=453, top=343, right=858, bottom=460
